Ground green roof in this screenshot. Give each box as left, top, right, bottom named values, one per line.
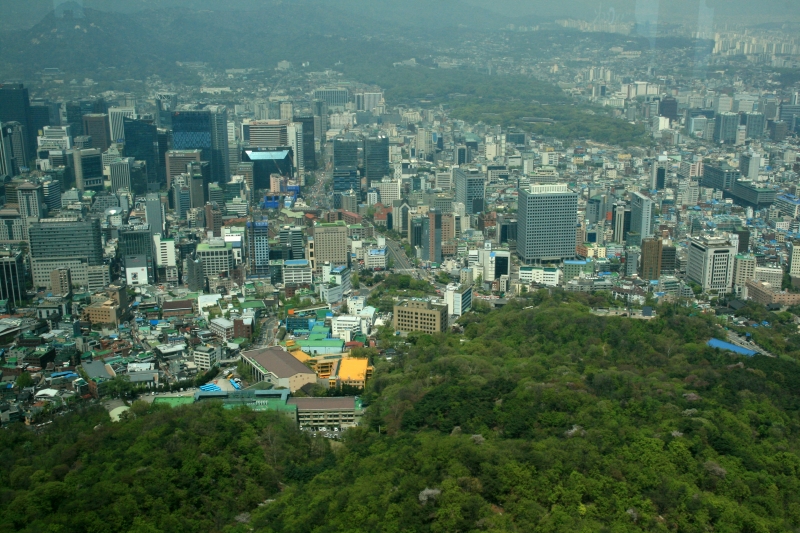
left=240, top=300, right=266, bottom=309
left=291, top=339, right=345, bottom=349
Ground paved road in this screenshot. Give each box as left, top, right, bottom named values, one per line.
left=385, top=239, right=413, bottom=271
left=725, top=331, right=775, bottom=357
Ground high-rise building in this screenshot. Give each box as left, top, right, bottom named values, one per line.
left=81, top=114, right=111, bottom=150
left=0, top=249, right=25, bottom=307
left=153, top=233, right=178, bottom=282
left=247, top=119, right=289, bottom=147
left=247, top=220, right=270, bottom=278
left=744, top=112, right=765, bottom=139
left=109, top=157, right=135, bottom=193
left=364, top=135, right=389, bottom=185
left=145, top=193, right=165, bottom=236
left=29, top=100, right=55, bottom=141
left=123, top=117, right=159, bottom=190
left=658, top=96, right=679, bottom=121
left=4, top=122, right=28, bottom=174
left=206, top=105, right=230, bottom=183
left=165, top=149, right=202, bottom=188
left=279, top=102, right=293, bottom=121
left=0, top=123, right=18, bottom=177
left=188, top=161, right=210, bottom=208
left=37, top=125, right=73, bottom=151
left=333, top=136, right=360, bottom=171
left=639, top=237, right=662, bottom=280
left=0, top=83, right=33, bottom=162
left=422, top=208, right=443, bottom=263
left=50, top=267, right=72, bottom=297
left=517, top=184, right=578, bottom=264
left=713, top=112, right=739, bottom=143
left=172, top=107, right=229, bottom=184
left=172, top=175, right=192, bottom=221
left=313, top=88, right=349, bottom=108
left=287, top=122, right=304, bottom=172
left=204, top=202, right=222, bottom=237
left=356, top=92, right=383, bottom=112
left=279, top=226, right=305, bottom=260
left=333, top=167, right=359, bottom=193
left=28, top=218, right=104, bottom=288
left=155, top=92, right=178, bottom=129
left=16, top=182, right=46, bottom=221
left=108, top=107, right=136, bottom=143
left=788, top=241, right=800, bottom=278
left=687, top=235, right=736, bottom=293
left=119, top=224, right=154, bottom=284
left=454, top=168, right=485, bottom=215
left=630, top=192, right=654, bottom=239
left=41, top=179, right=61, bottom=211
left=733, top=253, right=756, bottom=290
left=739, top=153, right=760, bottom=181
left=702, top=163, right=739, bottom=191
left=293, top=114, right=317, bottom=170
left=311, top=222, right=348, bottom=273
left=73, top=148, right=104, bottom=190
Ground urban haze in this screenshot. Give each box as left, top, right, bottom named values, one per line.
left=1, top=0, right=800, bottom=531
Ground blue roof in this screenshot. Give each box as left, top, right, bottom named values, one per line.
left=285, top=259, right=309, bottom=266
left=707, top=338, right=757, bottom=357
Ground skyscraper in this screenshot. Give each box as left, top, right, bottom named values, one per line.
left=17, top=182, right=46, bottom=221
left=454, top=168, right=485, bottom=215
left=630, top=192, right=654, bottom=239
left=294, top=115, right=317, bottom=170
left=744, top=112, right=765, bottom=140
left=155, top=92, right=178, bottom=128
left=364, top=135, right=389, bottom=185
left=247, top=119, right=289, bottom=146
left=172, top=175, right=192, bottom=221
left=28, top=218, right=104, bottom=288
left=713, top=112, right=739, bottom=143
left=0, top=249, right=25, bottom=307
left=639, top=237, right=662, bottom=281
left=73, top=148, right=104, bottom=190
left=206, top=105, right=230, bottom=183
left=108, top=107, right=136, bottom=143
left=109, top=157, right=135, bottom=194
left=333, top=136, right=359, bottom=171
left=0, top=124, right=14, bottom=178
left=0, top=83, right=33, bottom=162
left=172, top=107, right=228, bottom=183
left=687, top=236, right=735, bottom=293
left=123, top=117, right=159, bottom=190
left=145, top=193, right=165, bottom=236
left=82, top=114, right=111, bottom=150
left=188, top=161, right=210, bottom=208
left=204, top=202, right=222, bottom=237
left=247, top=220, right=270, bottom=278
left=516, top=184, right=578, bottom=264
left=165, top=149, right=203, bottom=188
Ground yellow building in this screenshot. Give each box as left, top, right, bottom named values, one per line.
left=333, top=358, right=374, bottom=389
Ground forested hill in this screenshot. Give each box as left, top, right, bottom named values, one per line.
left=4, top=291, right=800, bottom=532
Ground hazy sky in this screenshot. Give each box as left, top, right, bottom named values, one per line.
left=0, top=0, right=798, bottom=31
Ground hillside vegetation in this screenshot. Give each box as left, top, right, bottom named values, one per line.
left=4, top=291, right=800, bottom=532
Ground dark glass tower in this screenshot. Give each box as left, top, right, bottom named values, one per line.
left=0, top=83, right=33, bottom=164
left=123, top=117, right=159, bottom=190
left=333, top=136, right=359, bottom=171
left=171, top=107, right=228, bottom=183
left=364, top=135, right=389, bottom=185
left=294, top=114, right=317, bottom=170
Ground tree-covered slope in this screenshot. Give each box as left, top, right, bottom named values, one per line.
left=3, top=291, right=800, bottom=532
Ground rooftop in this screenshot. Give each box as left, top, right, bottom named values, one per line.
left=243, top=346, right=315, bottom=378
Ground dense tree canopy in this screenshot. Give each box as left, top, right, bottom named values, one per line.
left=4, top=291, right=800, bottom=532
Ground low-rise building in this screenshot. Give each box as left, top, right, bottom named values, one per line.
left=241, top=346, right=317, bottom=391
left=209, top=317, right=235, bottom=340
left=745, top=280, right=800, bottom=306
left=393, top=299, right=448, bottom=334
left=287, top=396, right=361, bottom=429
